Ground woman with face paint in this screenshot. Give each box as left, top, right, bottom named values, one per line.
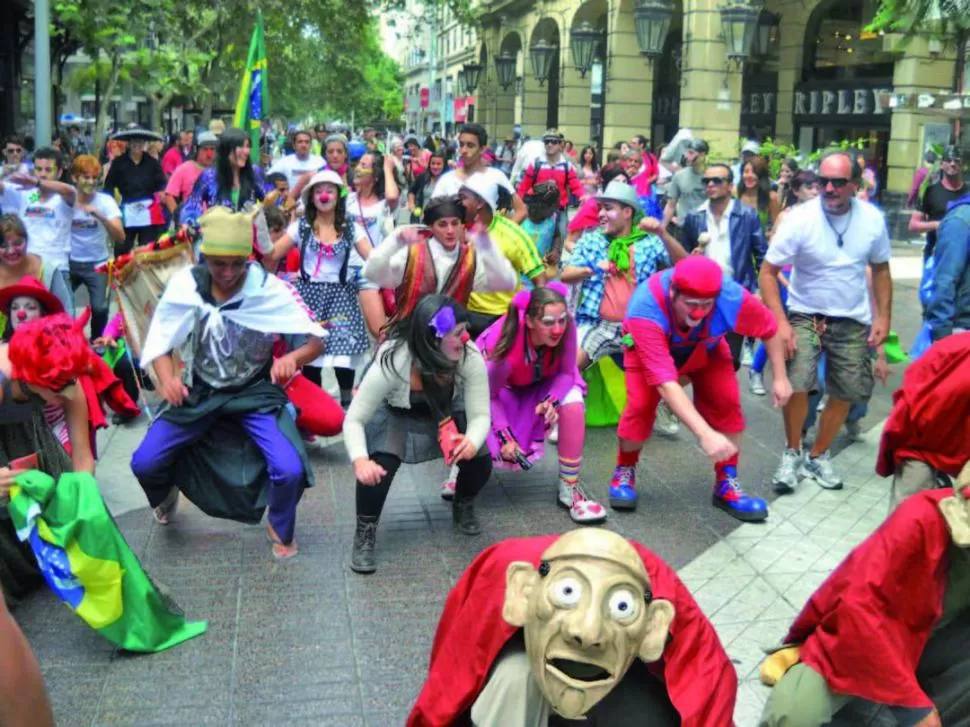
left=407, top=151, right=447, bottom=224
left=263, top=170, right=377, bottom=409
left=0, top=215, right=74, bottom=331
left=0, top=314, right=96, bottom=602
left=476, top=284, right=606, bottom=524
left=343, top=296, right=493, bottom=574
left=179, top=128, right=266, bottom=231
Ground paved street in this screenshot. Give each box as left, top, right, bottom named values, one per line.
left=13, top=252, right=924, bottom=726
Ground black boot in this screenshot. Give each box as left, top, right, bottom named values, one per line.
left=452, top=499, right=481, bottom=536
left=350, top=515, right=378, bottom=573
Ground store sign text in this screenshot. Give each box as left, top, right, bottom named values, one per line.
left=741, top=92, right=776, bottom=116
left=793, top=87, right=892, bottom=116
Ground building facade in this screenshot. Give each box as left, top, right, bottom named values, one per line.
left=466, top=0, right=961, bottom=211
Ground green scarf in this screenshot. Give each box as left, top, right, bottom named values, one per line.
left=606, top=212, right=647, bottom=273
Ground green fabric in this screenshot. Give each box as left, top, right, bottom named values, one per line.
left=883, top=330, right=909, bottom=364
left=606, top=224, right=646, bottom=273
left=101, top=339, right=127, bottom=371
left=6, top=471, right=207, bottom=653
left=583, top=357, right=628, bottom=427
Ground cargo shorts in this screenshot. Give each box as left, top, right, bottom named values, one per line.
left=787, top=312, right=874, bottom=403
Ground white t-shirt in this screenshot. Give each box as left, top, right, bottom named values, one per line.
left=269, top=153, right=325, bottom=188
left=0, top=186, right=73, bottom=268
left=766, top=197, right=891, bottom=324
left=70, top=193, right=122, bottom=263
left=701, top=199, right=734, bottom=278
left=285, top=219, right=368, bottom=284
left=432, top=167, right=515, bottom=200
left=345, top=193, right=390, bottom=248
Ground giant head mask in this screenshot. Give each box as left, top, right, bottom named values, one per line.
left=502, top=528, right=675, bottom=719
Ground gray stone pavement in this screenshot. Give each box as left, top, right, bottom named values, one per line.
left=11, top=254, right=925, bottom=726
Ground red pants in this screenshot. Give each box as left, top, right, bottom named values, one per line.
left=285, top=374, right=345, bottom=437
left=618, top=340, right=745, bottom=442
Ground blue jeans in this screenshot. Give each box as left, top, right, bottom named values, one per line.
left=803, top=354, right=868, bottom=431
left=69, top=259, right=109, bottom=339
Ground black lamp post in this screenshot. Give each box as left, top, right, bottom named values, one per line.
left=462, top=61, right=483, bottom=95
left=570, top=21, right=601, bottom=77
left=753, top=10, right=780, bottom=58
left=719, top=3, right=761, bottom=65
left=494, top=52, right=516, bottom=90
left=633, top=0, right=675, bottom=62
left=530, top=39, right=557, bottom=86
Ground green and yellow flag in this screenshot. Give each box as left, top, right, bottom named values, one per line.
left=233, top=11, right=270, bottom=163
left=7, top=471, right=207, bottom=653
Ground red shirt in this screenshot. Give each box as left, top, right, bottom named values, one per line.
left=517, top=159, right=586, bottom=209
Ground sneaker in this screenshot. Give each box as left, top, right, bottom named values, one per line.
left=558, top=480, right=607, bottom=524
left=440, top=477, right=456, bottom=501
left=453, top=499, right=482, bottom=536
left=654, top=402, right=680, bottom=437
left=748, top=370, right=767, bottom=396
left=548, top=423, right=559, bottom=444
left=799, top=451, right=844, bottom=490
left=712, top=467, right=768, bottom=522
left=609, top=465, right=638, bottom=510
left=741, top=341, right=754, bottom=367
left=772, top=449, right=802, bottom=495
left=844, top=419, right=862, bottom=442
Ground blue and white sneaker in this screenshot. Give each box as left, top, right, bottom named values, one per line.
left=609, top=465, right=638, bottom=510
left=712, top=467, right=768, bottom=522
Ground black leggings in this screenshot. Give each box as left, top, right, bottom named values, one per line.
left=356, top=451, right=492, bottom=519
left=119, top=224, right=166, bottom=257
left=303, top=366, right=355, bottom=393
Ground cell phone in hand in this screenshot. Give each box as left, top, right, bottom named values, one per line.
left=9, top=453, right=38, bottom=471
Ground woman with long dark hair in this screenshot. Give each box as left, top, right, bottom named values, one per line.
left=579, top=145, right=600, bottom=194
left=263, top=170, right=374, bottom=408
left=736, top=156, right=780, bottom=233
left=776, top=158, right=799, bottom=210
left=408, top=151, right=446, bottom=224
left=477, top=283, right=604, bottom=524
left=179, top=128, right=266, bottom=229
left=346, top=150, right=399, bottom=248
left=343, top=295, right=491, bottom=574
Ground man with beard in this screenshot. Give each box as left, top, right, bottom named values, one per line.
left=615, top=255, right=791, bottom=518
left=662, top=138, right=709, bottom=237
left=408, top=528, right=736, bottom=726
left=433, top=124, right=527, bottom=223
left=102, top=135, right=168, bottom=253
left=910, top=146, right=966, bottom=263
left=761, top=150, right=893, bottom=494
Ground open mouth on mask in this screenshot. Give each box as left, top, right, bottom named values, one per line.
left=547, top=658, right=614, bottom=684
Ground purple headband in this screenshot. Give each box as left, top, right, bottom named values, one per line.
left=429, top=305, right=457, bottom=339
left=511, top=281, right=570, bottom=312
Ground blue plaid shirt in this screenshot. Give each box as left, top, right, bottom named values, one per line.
left=570, top=229, right=670, bottom=325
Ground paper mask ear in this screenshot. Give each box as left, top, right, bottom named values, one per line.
left=638, top=598, right=675, bottom=663
left=940, top=461, right=970, bottom=547
left=503, top=561, right=539, bottom=627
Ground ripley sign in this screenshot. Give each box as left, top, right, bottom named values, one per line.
left=793, top=85, right=892, bottom=118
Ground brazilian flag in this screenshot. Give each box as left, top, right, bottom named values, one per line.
left=7, top=471, right=207, bottom=652
left=233, top=11, right=270, bottom=164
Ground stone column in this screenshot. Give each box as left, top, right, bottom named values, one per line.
left=494, top=85, right=517, bottom=139
left=772, top=0, right=811, bottom=142
left=603, top=0, right=653, bottom=150
left=678, top=0, right=744, bottom=157
left=558, top=62, right=594, bottom=145
left=886, top=36, right=957, bottom=195
left=522, top=71, right=549, bottom=137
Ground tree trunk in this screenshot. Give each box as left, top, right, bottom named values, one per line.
left=202, top=95, right=213, bottom=126
left=94, top=56, right=123, bottom=159
left=150, top=90, right=174, bottom=132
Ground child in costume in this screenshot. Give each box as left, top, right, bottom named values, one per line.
left=476, top=282, right=605, bottom=523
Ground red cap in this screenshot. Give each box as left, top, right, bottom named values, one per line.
left=672, top=256, right=723, bottom=299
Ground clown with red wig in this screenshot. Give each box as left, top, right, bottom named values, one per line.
left=612, top=255, right=792, bottom=521
left=476, top=281, right=606, bottom=524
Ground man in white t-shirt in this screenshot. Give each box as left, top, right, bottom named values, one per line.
left=760, top=150, right=893, bottom=493
left=70, top=154, right=124, bottom=339
left=432, top=124, right=527, bottom=223
left=0, top=147, right=75, bottom=288
left=268, top=130, right=324, bottom=188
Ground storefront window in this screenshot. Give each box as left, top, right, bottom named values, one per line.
left=804, top=0, right=893, bottom=81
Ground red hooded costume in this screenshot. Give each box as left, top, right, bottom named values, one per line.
left=407, top=535, right=737, bottom=727
left=877, top=332, right=970, bottom=478
left=784, top=489, right=956, bottom=709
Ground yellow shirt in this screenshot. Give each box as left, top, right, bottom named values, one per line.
left=467, top=215, right=544, bottom=316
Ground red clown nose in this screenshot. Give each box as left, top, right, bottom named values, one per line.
left=688, top=308, right=708, bottom=321
left=16, top=310, right=28, bottom=321
left=460, top=331, right=470, bottom=344
left=317, top=192, right=333, bottom=204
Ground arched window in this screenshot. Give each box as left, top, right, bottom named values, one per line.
left=802, top=0, right=893, bottom=82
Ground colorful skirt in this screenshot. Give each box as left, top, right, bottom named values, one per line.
left=486, top=381, right=583, bottom=470
left=292, top=278, right=369, bottom=369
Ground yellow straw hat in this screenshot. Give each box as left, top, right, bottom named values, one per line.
left=198, top=207, right=254, bottom=258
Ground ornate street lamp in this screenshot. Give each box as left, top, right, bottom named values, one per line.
left=633, top=0, right=675, bottom=61
left=719, top=2, right=761, bottom=65
left=457, top=69, right=467, bottom=97
left=462, top=61, right=483, bottom=95
left=530, top=39, right=557, bottom=86
left=494, top=53, right=516, bottom=90
left=570, top=21, right=601, bottom=77
left=753, top=10, right=780, bottom=58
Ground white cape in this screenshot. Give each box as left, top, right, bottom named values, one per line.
left=140, top=263, right=327, bottom=370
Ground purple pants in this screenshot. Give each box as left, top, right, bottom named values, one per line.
left=130, top=411, right=304, bottom=544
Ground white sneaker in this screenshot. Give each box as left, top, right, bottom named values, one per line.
left=548, top=423, right=559, bottom=444
left=772, top=449, right=802, bottom=494
left=748, top=370, right=767, bottom=396
left=558, top=480, right=607, bottom=524
left=741, top=341, right=754, bottom=367
left=799, top=451, right=844, bottom=490
left=440, top=478, right=456, bottom=500
left=654, top=401, right=680, bottom=437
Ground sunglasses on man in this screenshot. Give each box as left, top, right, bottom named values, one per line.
left=700, top=176, right=727, bottom=186
left=543, top=139, right=561, bottom=146
left=817, top=176, right=851, bottom=189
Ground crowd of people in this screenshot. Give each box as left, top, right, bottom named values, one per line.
left=4, top=114, right=970, bottom=725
